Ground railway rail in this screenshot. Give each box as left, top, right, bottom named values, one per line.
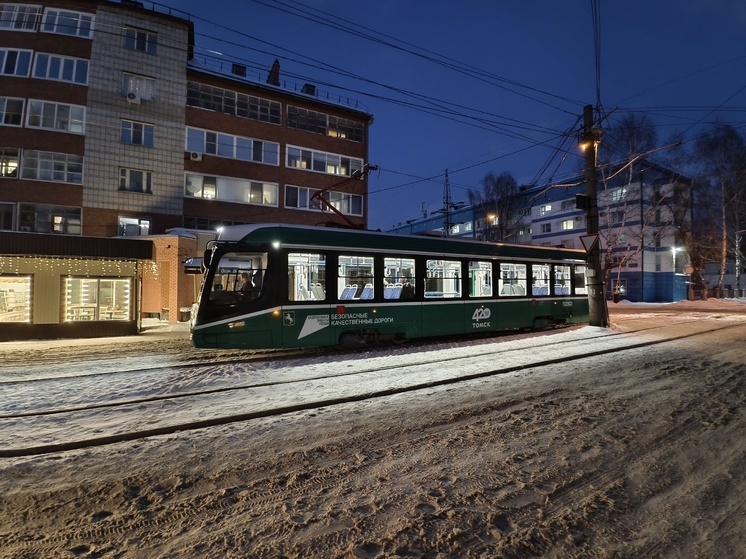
left=1, top=320, right=740, bottom=458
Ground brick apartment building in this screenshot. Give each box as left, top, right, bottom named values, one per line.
left=0, top=0, right=373, bottom=339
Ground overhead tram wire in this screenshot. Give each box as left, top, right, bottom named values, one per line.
left=186, top=30, right=566, bottom=143
left=250, top=0, right=586, bottom=114
left=186, top=42, right=568, bottom=148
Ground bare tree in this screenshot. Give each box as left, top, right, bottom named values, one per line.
left=467, top=171, right=520, bottom=241
left=599, top=113, right=657, bottom=173
left=694, top=123, right=746, bottom=294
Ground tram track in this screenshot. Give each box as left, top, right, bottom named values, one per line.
left=0, top=319, right=699, bottom=415
left=1, top=320, right=742, bottom=459
left=0, top=317, right=701, bottom=387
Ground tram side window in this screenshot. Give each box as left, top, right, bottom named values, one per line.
left=574, top=265, right=588, bottom=295
left=383, top=257, right=416, bottom=300
left=531, top=264, right=551, bottom=296
left=425, top=259, right=461, bottom=299
left=553, top=264, right=571, bottom=296
left=211, top=251, right=267, bottom=305
left=499, top=263, right=527, bottom=296
left=468, top=261, right=492, bottom=297
left=338, top=254, right=374, bottom=300
left=288, top=252, right=326, bottom=301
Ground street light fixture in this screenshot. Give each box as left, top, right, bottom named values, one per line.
left=671, top=246, right=683, bottom=273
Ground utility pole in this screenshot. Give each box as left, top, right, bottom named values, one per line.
left=581, top=104, right=608, bottom=327
left=442, top=169, right=453, bottom=237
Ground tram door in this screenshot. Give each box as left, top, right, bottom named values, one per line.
left=282, top=252, right=332, bottom=348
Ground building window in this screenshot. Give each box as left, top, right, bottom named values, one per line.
left=561, top=219, right=574, bottom=231
left=539, top=204, right=552, bottom=216
left=118, top=216, right=151, bottom=236
left=18, top=203, right=81, bottom=234
left=184, top=173, right=278, bottom=206
left=0, top=275, right=31, bottom=323
left=0, top=47, right=31, bottom=76
left=0, top=97, right=23, bottom=126
left=285, top=185, right=319, bottom=210
left=611, top=187, right=627, bottom=202
left=0, top=4, right=41, bottom=31
left=541, top=223, right=552, bottom=233
left=21, top=150, right=83, bottom=184
left=122, top=73, right=156, bottom=101
left=33, top=53, right=88, bottom=84
left=65, top=277, right=131, bottom=322
left=287, top=106, right=364, bottom=142
left=286, top=145, right=363, bottom=177
left=119, top=168, right=152, bottom=193
left=284, top=185, right=362, bottom=216
left=186, top=81, right=281, bottom=124
left=123, top=27, right=156, bottom=54
left=120, top=120, right=154, bottom=147
left=41, top=8, right=93, bottom=38
left=185, top=128, right=279, bottom=164
left=0, top=202, right=13, bottom=229
left=323, top=191, right=363, bottom=216
left=0, top=147, right=18, bottom=177
left=27, top=100, right=85, bottom=133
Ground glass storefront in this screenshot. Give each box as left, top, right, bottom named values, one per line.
left=65, top=277, right=131, bottom=321
left=0, top=276, right=31, bottom=322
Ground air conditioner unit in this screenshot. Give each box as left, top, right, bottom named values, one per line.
left=189, top=151, right=203, bottom=162
left=126, top=91, right=141, bottom=105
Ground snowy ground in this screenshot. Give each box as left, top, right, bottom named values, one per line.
left=0, top=299, right=744, bottom=558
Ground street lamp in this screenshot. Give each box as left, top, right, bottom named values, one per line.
left=671, top=246, right=683, bottom=273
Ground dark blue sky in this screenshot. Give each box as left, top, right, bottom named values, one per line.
left=173, top=0, right=746, bottom=229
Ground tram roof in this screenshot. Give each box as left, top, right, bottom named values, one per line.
left=216, top=224, right=587, bottom=262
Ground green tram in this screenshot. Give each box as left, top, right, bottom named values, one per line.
left=191, top=224, right=590, bottom=349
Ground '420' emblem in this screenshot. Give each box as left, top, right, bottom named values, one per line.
left=472, top=307, right=491, bottom=321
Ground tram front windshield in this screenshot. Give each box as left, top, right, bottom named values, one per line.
left=209, top=251, right=267, bottom=305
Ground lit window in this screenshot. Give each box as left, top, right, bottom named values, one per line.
left=540, top=204, right=552, bottom=215
left=0, top=275, right=31, bottom=322
left=118, top=216, right=151, bottom=236
left=65, top=277, right=131, bottom=321
left=561, top=219, right=574, bottom=230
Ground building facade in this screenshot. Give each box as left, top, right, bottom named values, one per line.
left=389, top=162, right=693, bottom=303
left=0, top=0, right=373, bottom=338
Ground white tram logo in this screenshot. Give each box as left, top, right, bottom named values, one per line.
left=471, top=307, right=491, bottom=329
left=472, top=307, right=491, bottom=321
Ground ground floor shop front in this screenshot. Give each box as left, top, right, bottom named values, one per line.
left=0, top=233, right=152, bottom=342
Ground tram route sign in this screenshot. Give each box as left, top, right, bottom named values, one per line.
left=579, top=234, right=600, bottom=253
